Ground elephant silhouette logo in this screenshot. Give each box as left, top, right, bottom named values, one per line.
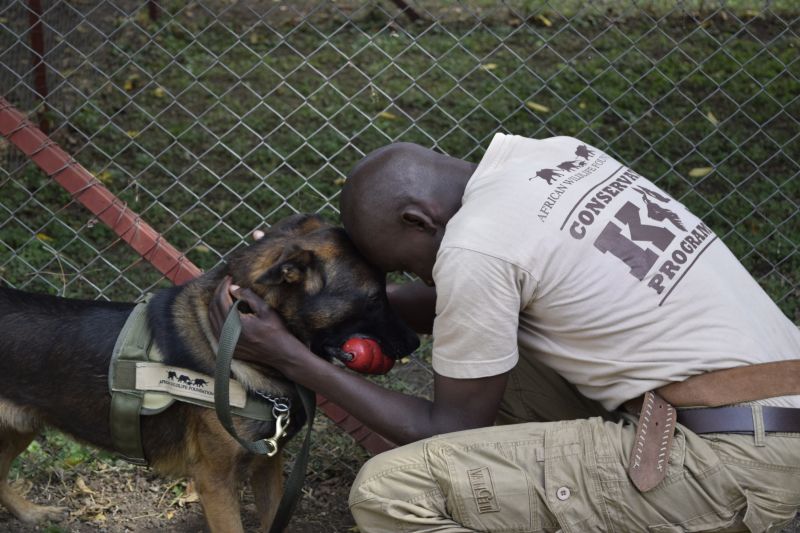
left=557, top=160, right=581, bottom=172
left=575, top=145, right=594, bottom=160
left=532, top=168, right=562, bottom=185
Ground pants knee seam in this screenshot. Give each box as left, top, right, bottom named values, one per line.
left=355, top=462, right=429, bottom=487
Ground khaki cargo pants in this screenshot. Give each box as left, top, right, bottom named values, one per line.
left=349, top=357, right=800, bottom=532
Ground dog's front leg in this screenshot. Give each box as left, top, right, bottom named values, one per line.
left=192, top=455, right=245, bottom=533
left=191, top=424, right=247, bottom=533
left=250, top=454, right=284, bottom=531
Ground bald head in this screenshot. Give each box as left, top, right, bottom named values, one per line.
left=340, top=142, right=476, bottom=279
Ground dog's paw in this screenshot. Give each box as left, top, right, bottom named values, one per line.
left=17, top=503, right=69, bottom=524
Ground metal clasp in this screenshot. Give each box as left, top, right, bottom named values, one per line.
left=262, top=411, right=290, bottom=457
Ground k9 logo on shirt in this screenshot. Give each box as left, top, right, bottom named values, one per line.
left=564, top=169, right=717, bottom=305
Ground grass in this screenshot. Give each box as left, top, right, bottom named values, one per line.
left=0, top=1, right=798, bottom=529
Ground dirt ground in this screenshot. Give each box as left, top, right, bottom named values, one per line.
left=0, top=457, right=356, bottom=532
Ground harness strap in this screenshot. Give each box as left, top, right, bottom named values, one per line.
left=215, top=299, right=316, bottom=533
left=109, top=301, right=150, bottom=465
left=109, top=299, right=280, bottom=465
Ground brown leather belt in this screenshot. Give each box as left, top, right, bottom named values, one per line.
left=626, top=359, right=800, bottom=493
left=677, top=405, right=800, bottom=434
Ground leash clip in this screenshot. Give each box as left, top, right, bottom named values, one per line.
left=263, top=412, right=290, bottom=457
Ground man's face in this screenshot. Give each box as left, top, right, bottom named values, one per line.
left=348, top=219, right=438, bottom=285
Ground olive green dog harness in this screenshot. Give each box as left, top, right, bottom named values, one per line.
left=108, top=298, right=316, bottom=533
left=108, top=299, right=279, bottom=464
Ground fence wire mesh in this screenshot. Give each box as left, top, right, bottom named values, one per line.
left=1, top=0, right=798, bottom=530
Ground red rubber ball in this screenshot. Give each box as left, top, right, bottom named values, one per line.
left=341, top=337, right=394, bottom=375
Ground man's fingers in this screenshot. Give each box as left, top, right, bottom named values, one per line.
left=252, top=229, right=265, bottom=241
left=233, top=287, right=271, bottom=316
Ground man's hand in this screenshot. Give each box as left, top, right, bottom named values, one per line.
left=209, top=276, right=308, bottom=369
left=206, top=276, right=507, bottom=445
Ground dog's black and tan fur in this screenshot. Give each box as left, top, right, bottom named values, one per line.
left=0, top=214, right=419, bottom=532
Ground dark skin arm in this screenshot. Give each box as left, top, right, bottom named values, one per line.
left=386, top=280, right=437, bottom=334
left=210, top=277, right=508, bottom=445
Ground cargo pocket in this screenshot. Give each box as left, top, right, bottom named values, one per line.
left=543, top=422, right=606, bottom=532
left=427, top=438, right=542, bottom=533
left=642, top=427, right=747, bottom=532
left=705, top=432, right=800, bottom=533
left=742, top=492, right=800, bottom=533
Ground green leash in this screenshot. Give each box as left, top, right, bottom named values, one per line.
left=215, top=299, right=316, bottom=533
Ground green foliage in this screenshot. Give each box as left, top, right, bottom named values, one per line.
left=10, top=430, right=116, bottom=480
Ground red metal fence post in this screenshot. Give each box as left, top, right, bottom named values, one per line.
left=147, top=0, right=160, bottom=22
left=27, top=0, right=49, bottom=134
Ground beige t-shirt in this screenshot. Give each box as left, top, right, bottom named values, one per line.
left=432, top=133, right=800, bottom=410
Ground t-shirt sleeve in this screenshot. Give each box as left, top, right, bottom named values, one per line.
left=431, top=246, right=537, bottom=379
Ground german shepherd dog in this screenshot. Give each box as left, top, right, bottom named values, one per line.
left=0, top=214, right=419, bottom=532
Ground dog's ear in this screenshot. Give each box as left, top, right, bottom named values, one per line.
left=259, top=244, right=314, bottom=285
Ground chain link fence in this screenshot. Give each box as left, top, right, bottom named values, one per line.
left=1, top=0, right=798, bottom=529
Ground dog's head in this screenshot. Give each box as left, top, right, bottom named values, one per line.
left=225, top=214, right=420, bottom=363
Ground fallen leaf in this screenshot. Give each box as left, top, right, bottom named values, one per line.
left=35, top=233, right=53, bottom=242
left=96, top=170, right=113, bottom=184
left=194, top=244, right=210, bottom=254
left=378, top=111, right=397, bottom=120
left=526, top=101, right=550, bottom=113
left=480, top=63, right=497, bottom=71
left=688, top=167, right=713, bottom=178
left=76, top=477, right=95, bottom=495
left=534, top=14, right=552, bottom=27
left=249, top=33, right=260, bottom=45
left=579, top=101, right=587, bottom=110
left=127, top=130, right=139, bottom=138
left=153, top=86, right=166, bottom=98
left=706, top=111, right=719, bottom=126
left=123, top=75, right=139, bottom=92
left=334, top=177, right=346, bottom=186
left=92, top=512, right=106, bottom=522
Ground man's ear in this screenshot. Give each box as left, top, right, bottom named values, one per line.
left=400, top=206, right=436, bottom=235
left=259, top=244, right=314, bottom=285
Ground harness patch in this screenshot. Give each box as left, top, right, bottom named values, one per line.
left=467, top=466, right=500, bottom=514
left=135, top=363, right=246, bottom=408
